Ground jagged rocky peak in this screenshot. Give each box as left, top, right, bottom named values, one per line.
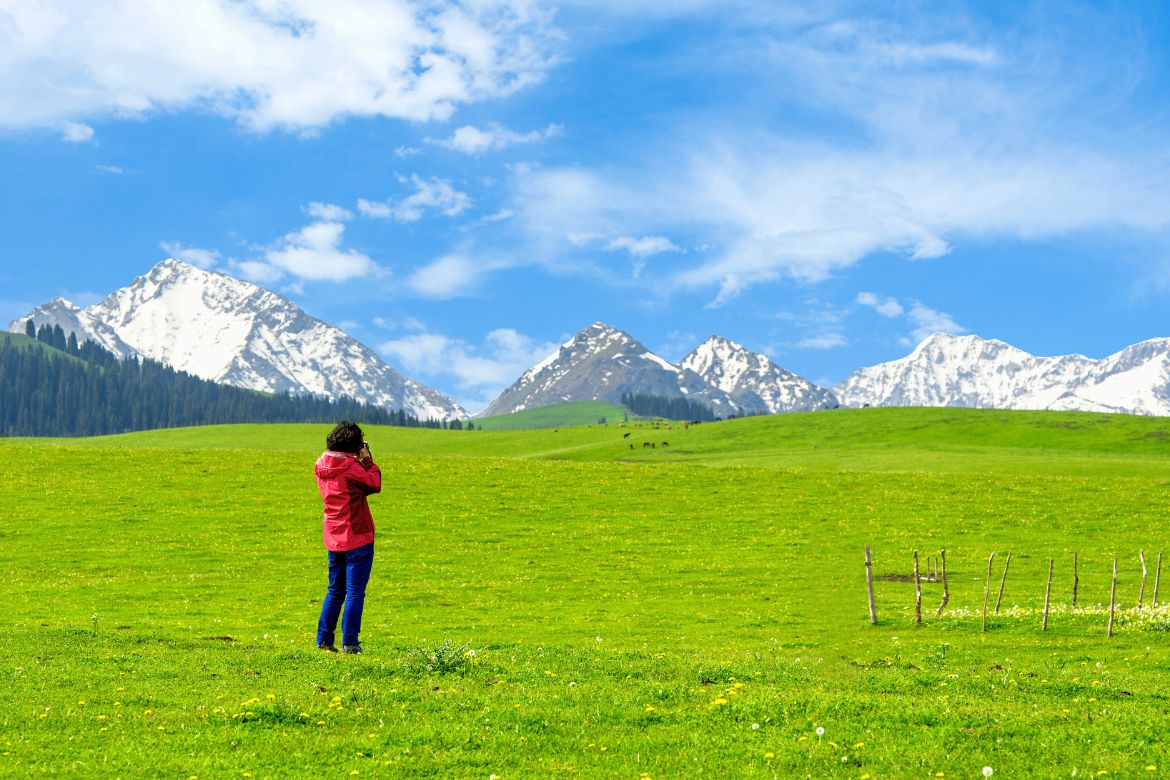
left=479, top=321, right=740, bottom=418
left=681, top=335, right=838, bottom=414
left=11, top=258, right=469, bottom=420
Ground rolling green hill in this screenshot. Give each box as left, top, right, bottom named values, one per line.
left=472, top=399, right=630, bottom=430
left=4, top=407, right=1170, bottom=776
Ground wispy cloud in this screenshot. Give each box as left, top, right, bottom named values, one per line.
left=856, top=292, right=903, bottom=318
left=408, top=253, right=504, bottom=299
left=858, top=292, right=965, bottom=344
left=358, top=175, right=471, bottom=222
left=160, top=241, right=221, bottom=270
left=379, top=326, right=560, bottom=412
left=505, top=6, right=1170, bottom=305
left=427, top=122, right=563, bottom=154
left=60, top=121, right=94, bottom=143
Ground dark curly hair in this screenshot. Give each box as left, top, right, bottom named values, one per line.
left=326, top=421, right=364, bottom=454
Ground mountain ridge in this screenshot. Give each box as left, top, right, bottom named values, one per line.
left=10, top=259, right=468, bottom=420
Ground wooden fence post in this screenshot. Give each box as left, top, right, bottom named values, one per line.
left=983, top=552, right=996, bottom=632
left=935, top=549, right=950, bottom=617
left=865, top=546, right=877, bottom=626
left=995, top=551, right=1012, bottom=614
left=914, top=550, right=922, bottom=627
left=1155, top=551, right=1163, bottom=608
left=1108, top=555, right=1118, bottom=638
left=1043, top=558, right=1054, bottom=631
left=1139, top=550, right=1148, bottom=607
left=1073, top=551, right=1079, bottom=608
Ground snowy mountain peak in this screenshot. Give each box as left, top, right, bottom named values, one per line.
left=834, top=331, right=1170, bottom=415
left=681, top=336, right=838, bottom=414
left=10, top=259, right=468, bottom=420
left=480, top=322, right=739, bottom=417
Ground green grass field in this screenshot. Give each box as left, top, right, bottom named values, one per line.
left=4, top=408, right=1170, bottom=777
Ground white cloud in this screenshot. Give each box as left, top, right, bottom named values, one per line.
left=228, top=207, right=381, bottom=285
left=605, top=235, right=683, bottom=258
left=408, top=253, right=494, bottom=299
left=304, top=202, right=353, bottom=222
left=95, top=164, right=124, bottom=175
left=428, top=121, right=563, bottom=154
left=160, top=241, right=220, bottom=270
left=795, top=333, right=848, bottom=349
left=60, top=121, right=94, bottom=143
left=906, top=302, right=965, bottom=343
left=1, top=1, right=558, bottom=133
left=379, top=326, right=560, bottom=411
left=856, top=292, right=904, bottom=318
left=261, top=220, right=379, bottom=282
left=502, top=9, right=1170, bottom=305
left=394, top=146, right=421, bottom=159
left=358, top=175, right=471, bottom=222
left=856, top=292, right=965, bottom=343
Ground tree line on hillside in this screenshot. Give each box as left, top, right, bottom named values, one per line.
left=619, top=391, right=718, bottom=422
left=0, top=321, right=466, bottom=437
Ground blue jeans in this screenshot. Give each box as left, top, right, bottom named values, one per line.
left=316, top=542, right=374, bottom=647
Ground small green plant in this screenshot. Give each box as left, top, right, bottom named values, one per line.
left=404, top=640, right=478, bottom=675
left=90, top=612, right=98, bottom=636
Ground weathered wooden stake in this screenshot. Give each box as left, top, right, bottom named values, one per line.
left=1073, top=551, right=1079, bottom=608
left=983, top=552, right=996, bottom=632
left=914, top=550, right=922, bottom=627
left=1139, top=549, right=1148, bottom=607
left=1155, top=551, right=1163, bottom=607
left=865, top=546, right=877, bottom=626
left=1107, top=555, right=1118, bottom=638
left=935, top=549, right=950, bottom=617
left=995, top=551, right=1012, bottom=614
left=1042, top=558, right=1054, bottom=631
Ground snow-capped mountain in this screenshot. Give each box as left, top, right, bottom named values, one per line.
left=479, top=322, right=740, bottom=417
left=834, top=332, right=1170, bottom=415
left=10, top=259, right=468, bottom=420
left=681, top=335, right=838, bottom=414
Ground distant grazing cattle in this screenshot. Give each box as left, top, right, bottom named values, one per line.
left=643, top=442, right=653, bottom=448
left=661, top=441, right=669, bottom=448
left=623, top=432, right=631, bottom=439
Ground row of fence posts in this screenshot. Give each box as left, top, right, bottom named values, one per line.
left=864, top=546, right=1163, bottom=636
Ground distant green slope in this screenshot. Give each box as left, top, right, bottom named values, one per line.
left=0, top=330, right=81, bottom=359
left=473, top=400, right=630, bottom=430
left=13, top=407, right=1170, bottom=475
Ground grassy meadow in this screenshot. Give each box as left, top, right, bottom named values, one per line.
left=4, top=408, right=1170, bottom=777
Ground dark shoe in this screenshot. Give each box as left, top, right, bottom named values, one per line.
left=340, top=644, right=362, bottom=654
left=317, top=643, right=338, bottom=652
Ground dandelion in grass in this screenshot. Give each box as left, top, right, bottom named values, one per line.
left=816, top=727, right=825, bottom=736
left=751, top=723, right=760, bottom=730
left=983, top=768, right=994, bottom=777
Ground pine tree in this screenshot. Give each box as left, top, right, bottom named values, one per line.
left=24, top=319, right=35, bottom=338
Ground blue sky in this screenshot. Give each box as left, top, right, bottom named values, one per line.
left=3, top=1, right=1170, bottom=411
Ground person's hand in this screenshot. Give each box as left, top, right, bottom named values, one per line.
left=358, top=442, right=371, bottom=461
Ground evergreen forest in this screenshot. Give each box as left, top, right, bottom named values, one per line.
left=0, top=322, right=453, bottom=436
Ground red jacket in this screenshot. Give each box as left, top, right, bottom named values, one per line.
left=314, top=451, right=381, bottom=552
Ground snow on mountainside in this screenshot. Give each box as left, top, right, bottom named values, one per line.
left=834, top=332, right=1170, bottom=415
left=681, top=335, right=838, bottom=414
left=9, top=259, right=468, bottom=420
left=479, top=322, right=740, bottom=417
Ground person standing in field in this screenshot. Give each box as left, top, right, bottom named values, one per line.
left=314, top=421, right=380, bottom=654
